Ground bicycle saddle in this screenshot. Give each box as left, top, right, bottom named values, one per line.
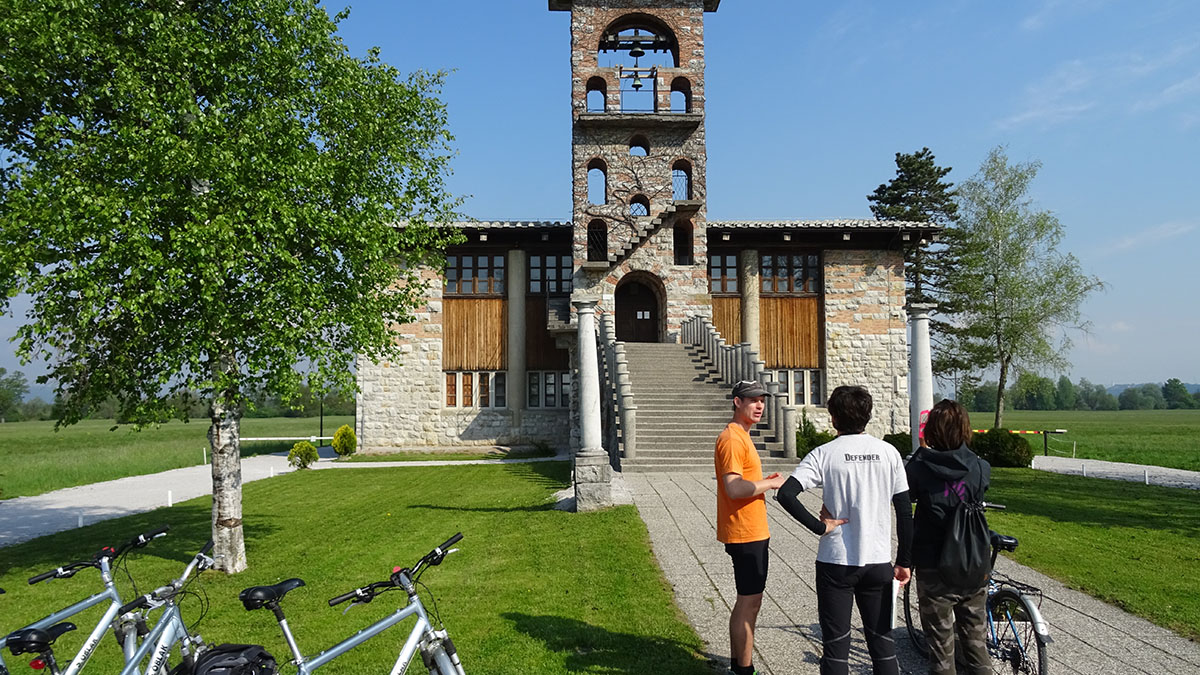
left=6, top=622, right=77, bottom=655
left=989, top=531, right=1019, bottom=552
left=239, top=578, right=306, bottom=610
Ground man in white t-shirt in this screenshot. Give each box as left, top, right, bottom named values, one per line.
left=774, top=385, right=913, bottom=675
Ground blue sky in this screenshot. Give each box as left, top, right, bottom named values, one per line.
left=3, top=0, right=1198, bottom=399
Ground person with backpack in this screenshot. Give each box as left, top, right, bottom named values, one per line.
left=906, top=399, right=992, bottom=675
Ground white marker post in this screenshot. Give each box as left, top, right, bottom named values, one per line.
left=167, top=490, right=173, bottom=507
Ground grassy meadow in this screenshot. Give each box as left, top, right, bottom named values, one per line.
left=0, top=416, right=353, bottom=499
left=996, top=409, right=1200, bottom=471
left=0, top=463, right=715, bottom=674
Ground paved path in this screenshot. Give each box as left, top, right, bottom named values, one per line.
left=0, top=452, right=567, bottom=548
left=627, top=471, right=1200, bottom=675
left=1033, top=455, right=1200, bottom=490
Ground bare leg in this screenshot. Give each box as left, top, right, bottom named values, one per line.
left=730, top=592, right=764, bottom=668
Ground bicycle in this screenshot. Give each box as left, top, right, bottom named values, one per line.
left=238, top=532, right=466, bottom=675
left=1, top=525, right=170, bottom=675
left=115, top=540, right=217, bottom=675
left=902, top=503, right=1052, bottom=675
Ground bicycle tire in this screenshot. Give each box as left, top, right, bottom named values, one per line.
left=903, top=575, right=930, bottom=658
left=989, top=588, right=1049, bottom=675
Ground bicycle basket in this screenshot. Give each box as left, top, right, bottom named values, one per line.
left=192, top=643, right=277, bottom=675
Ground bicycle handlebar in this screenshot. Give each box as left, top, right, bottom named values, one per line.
left=437, top=533, right=463, bottom=553
left=327, top=534, right=464, bottom=607
left=983, top=502, right=1007, bottom=510
left=28, top=525, right=171, bottom=585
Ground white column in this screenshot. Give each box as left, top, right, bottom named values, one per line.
left=909, top=303, right=935, bottom=453
left=573, top=299, right=611, bottom=511
left=506, top=249, right=527, bottom=423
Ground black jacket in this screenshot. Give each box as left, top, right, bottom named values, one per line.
left=905, top=444, right=991, bottom=570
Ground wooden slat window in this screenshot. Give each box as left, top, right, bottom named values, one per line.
left=708, top=252, right=738, bottom=295
left=443, top=298, right=506, bottom=371
left=445, top=252, right=505, bottom=296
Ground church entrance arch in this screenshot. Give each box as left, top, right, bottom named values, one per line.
left=614, top=272, right=664, bottom=343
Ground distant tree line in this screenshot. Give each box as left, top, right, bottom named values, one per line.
left=0, top=368, right=355, bottom=423
left=956, top=375, right=1196, bottom=412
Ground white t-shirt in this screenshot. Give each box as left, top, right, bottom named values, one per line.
left=789, top=434, right=908, bottom=567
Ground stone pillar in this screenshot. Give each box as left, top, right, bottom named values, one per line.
left=766, top=379, right=781, bottom=440
left=783, top=407, right=799, bottom=457
left=573, top=299, right=611, bottom=511
left=506, top=249, right=527, bottom=425
left=909, top=303, right=936, bottom=454
left=739, top=249, right=761, bottom=354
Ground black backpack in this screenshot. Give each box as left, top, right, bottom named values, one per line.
left=191, top=643, right=277, bottom=675
left=936, top=473, right=991, bottom=590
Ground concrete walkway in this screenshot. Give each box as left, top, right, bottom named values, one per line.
left=1033, top=455, right=1200, bottom=490
left=627, top=472, right=1200, bottom=674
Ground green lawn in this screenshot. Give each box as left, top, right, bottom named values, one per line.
left=988, top=468, right=1200, bottom=640
left=346, top=446, right=558, bottom=463
left=0, top=417, right=353, bottom=499
left=0, top=463, right=714, bottom=674
left=998, top=409, right=1200, bottom=471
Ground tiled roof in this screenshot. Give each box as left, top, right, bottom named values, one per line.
left=708, top=219, right=935, bottom=230
left=439, top=220, right=571, bottom=229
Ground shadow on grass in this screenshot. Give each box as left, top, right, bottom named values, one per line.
left=992, top=469, right=1200, bottom=538
left=501, top=612, right=718, bottom=673
left=409, top=503, right=558, bottom=514
left=502, top=460, right=570, bottom=489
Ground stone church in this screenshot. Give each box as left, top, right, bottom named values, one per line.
left=356, top=0, right=932, bottom=470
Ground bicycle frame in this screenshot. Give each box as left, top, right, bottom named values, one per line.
left=283, top=591, right=453, bottom=674
left=0, top=558, right=142, bottom=675
left=117, top=604, right=192, bottom=675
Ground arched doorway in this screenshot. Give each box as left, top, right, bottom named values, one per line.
left=615, top=277, right=661, bottom=342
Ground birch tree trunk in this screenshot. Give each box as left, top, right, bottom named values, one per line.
left=209, top=396, right=247, bottom=573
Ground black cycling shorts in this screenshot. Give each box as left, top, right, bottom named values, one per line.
left=725, top=538, right=769, bottom=596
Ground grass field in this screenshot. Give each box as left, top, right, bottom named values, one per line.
left=0, top=463, right=714, bottom=674
left=346, top=446, right=558, bottom=462
left=0, top=416, right=353, bottom=499
left=987, top=468, right=1200, bottom=641
left=997, top=409, right=1200, bottom=471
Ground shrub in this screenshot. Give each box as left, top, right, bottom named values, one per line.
left=882, top=432, right=913, bottom=459
left=332, top=424, right=357, bottom=458
left=970, top=428, right=1033, bottom=468
left=796, top=409, right=836, bottom=460
left=288, top=441, right=319, bottom=469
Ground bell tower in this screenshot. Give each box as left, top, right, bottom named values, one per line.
left=551, top=0, right=717, bottom=342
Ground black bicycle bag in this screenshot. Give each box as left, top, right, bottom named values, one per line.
left=192, top=643, right=277, bottom=675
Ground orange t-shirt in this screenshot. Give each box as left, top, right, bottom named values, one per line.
left=715, top=422, right=769, bottom=544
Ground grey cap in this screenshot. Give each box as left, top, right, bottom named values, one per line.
left=732, top=380, right=770, bottom=399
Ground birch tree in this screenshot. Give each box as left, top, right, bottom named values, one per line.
left=0, top=0, right=460, bottom=572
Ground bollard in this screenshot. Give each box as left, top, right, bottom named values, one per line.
left=270, top=466, right=275, bottom=478
left=1082, top=464, right=1087, bottom=477
left=78, top=514, right=84, bottom=528
left=202, top=447, right=207, bottom=465
left=1144, top=469, right=1149, bottom=485
left=167, top=490, right=173, bottom=507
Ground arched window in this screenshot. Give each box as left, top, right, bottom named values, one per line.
left=629, top=134, right=650, bottom=157
left=630, top=194, right=650, bottom=217
left=587, top=158, right=607, bottom=205
left=672, top=159, right=692, bottom=200
left=587, top=220, right=608, bottom=262
left=586, top=76, right=606, bottom=113
left=674, top=220, right=694, bottom=265
left=670, top=77, right=691, bottom=113
left=597, top=17, right=678, bottom=113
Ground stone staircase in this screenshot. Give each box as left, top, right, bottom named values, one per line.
left=605, top=200, right=701, bottom=265
left=617, top=342, right=797, bottom=473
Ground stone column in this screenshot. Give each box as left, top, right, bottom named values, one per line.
left=783, top=407, right=799, bottom=457
left=573, top=299, right=612, bottom=511
left=739, top=249, right=761, bottom=355
left=506, top=249, right=527, bottom=425
left=909, top=303, right=936, bottom=454
left=766, top=379, right=781, bottom=440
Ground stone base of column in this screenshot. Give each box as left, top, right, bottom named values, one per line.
left=574, top=448, right=613, bottom=512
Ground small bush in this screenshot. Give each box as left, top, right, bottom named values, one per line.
left=332, top=424, right=357, bottom=458
left=882, top=432, right=913, bottom=459
left=288, top=441, right=319, bottom=469
left=796, top=409, right=836, bottom=460
left=970, top=428, right=1033, bottom=468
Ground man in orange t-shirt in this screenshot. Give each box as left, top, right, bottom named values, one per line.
left=716, top=380, right=786, bottom=675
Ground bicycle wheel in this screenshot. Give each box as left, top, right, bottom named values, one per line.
left=989, top=588, right=1049, bottom=675
left=903, top=576, right=929, bottom=658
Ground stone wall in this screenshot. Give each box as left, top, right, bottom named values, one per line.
left=821, top=249, right=910, bottom=437
left=355, top=265, right=571, bottom=452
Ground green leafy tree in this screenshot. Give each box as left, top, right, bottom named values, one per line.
left=1055, top=375, right=1078, bottom=411
left=1162, top=378, right=1196, bottom=409
left=1119, top=383, right=1167, bottom=410
left=0, top=1, right=460, bottom=572
left=1009, top=371, right=1056, bottom=410
left=868, top=148, right=965, bottom=378
left=942, top=147, right=1103, bottom=428
left=0, top=368, right=29, bottom=422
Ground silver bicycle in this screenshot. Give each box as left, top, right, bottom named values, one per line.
left=1, top=526, right=169, bottom=675
left=241, top=533, right=466, bottom=674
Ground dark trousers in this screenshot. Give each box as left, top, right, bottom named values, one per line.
left=915, top=568, right=990, bottom=675
left=815, top=561, right=898, bottom=675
